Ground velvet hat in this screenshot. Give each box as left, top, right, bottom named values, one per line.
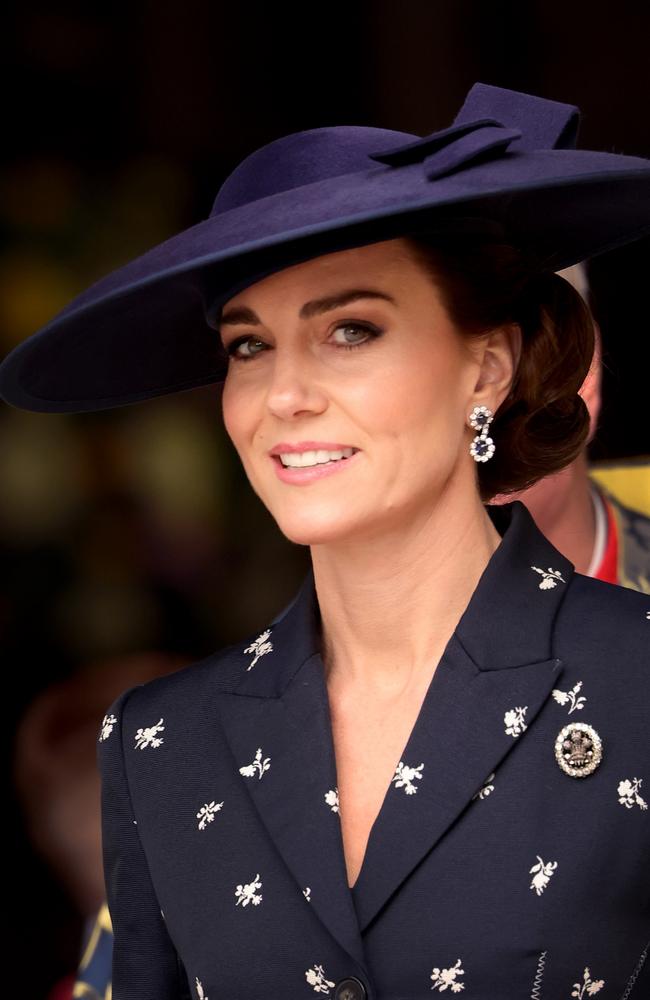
left=1, top=81, right=649, bottom=413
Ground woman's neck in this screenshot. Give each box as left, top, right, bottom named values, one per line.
left=311, top=488, right=502, bottom=701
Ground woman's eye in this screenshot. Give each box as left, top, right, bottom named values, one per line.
left=224, top=321, right=381, bottom=362
left=224, top=336, right=267, bottom=361
left=331, top=322, right=381, bottom=350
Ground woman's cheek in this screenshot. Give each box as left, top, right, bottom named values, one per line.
left=222, top=382, right=252, bottom=444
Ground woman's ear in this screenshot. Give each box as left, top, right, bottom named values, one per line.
left=471, top=323, right=522, bottom=408
left=579, top=321, right=602, bottom=443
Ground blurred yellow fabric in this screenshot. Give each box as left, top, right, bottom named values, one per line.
left=73, top=903, right=113, bottom=999
left=589, top=458, right=650, bottom=518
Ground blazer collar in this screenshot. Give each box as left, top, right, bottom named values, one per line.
left=216, top=500, right=572, bottom=966
left=228, top=499, right=573, bottom=699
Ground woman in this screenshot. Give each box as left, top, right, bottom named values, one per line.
left=1, top=83, right=649, bottom=999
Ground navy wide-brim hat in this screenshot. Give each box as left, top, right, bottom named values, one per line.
left=1, top=81, right=650, bottom=413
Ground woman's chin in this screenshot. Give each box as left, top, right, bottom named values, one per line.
left=272, top=510, right=362, bottom=547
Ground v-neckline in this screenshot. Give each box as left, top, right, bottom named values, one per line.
left=326, top=673, right=440, bottom=895
left=345, top=673, right=447, bottom=893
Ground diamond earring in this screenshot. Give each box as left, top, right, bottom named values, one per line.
left=468, top=404, right=495, bottom=463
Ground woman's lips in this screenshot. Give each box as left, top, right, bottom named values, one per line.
left=271, top=450, right=361, bottom=484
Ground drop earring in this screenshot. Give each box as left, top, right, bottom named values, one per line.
left=469, top=404, right=495, bottom=462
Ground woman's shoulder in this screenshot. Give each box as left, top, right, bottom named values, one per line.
left=98, top=629, right=261, bottom=730
left=556, top=571, right=649, bottom=671
left=565, top=569, right=649, bottom=619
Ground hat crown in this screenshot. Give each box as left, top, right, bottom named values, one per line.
left=211, top=83, right=580, bottom=219
left=210, top=125, right=415, bottom=216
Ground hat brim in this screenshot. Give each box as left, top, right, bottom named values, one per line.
left=1, top=148, right=650, bottom=412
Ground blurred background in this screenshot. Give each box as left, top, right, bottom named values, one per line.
left=1, top=2, right=649, bottom=996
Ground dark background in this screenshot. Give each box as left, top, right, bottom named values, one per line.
left=1, top=3, right=649, bottom=996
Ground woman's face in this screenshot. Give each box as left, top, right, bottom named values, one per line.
left=219, top=237, right=511, bottom=546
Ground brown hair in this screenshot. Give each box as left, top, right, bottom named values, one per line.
left=402, top=232, right=595, bottom=503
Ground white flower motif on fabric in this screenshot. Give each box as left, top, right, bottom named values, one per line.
left=196, top=800, right=224, bottom=830
left=392, top=760, right=424, bottom=795
left=234, top=872, right=263, bottom=906
left=98, top=714, right=117, bottom=742
left=239, top=747, right=271, bottom=780
left=531, top=565, right=566, bottom=590
left=430, top=958, right=465, bottom=993
left=552, top=681, right=586, bottom=714
left=305, top=964, right=336, bottom=994
left=195, top=977, right=208, bottom=1000
left=324, top=787, right=340, bottom=813
left=618, top=777, right=648, bottom=810
left=303, top=886, right=311, bottom=902
left=504, top=705, right=528, bottom=738
left=571, top=966, right=605, bottom=997
left=134, top=718, right=165, bottom=749
left=472, top=772, right=495, bottom=801
left=243, top=629, right=273, bottom=670
left=645, top=611, right=650, bottom=620
left=529, top=855, right=558, bottom=895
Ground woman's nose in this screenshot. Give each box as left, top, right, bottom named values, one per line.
left=264, top=349, right=328, bottom=419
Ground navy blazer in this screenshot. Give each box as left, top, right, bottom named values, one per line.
left=98, top=500, right=650, bottom=1000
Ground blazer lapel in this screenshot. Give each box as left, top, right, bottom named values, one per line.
left=216, top=500, right=573, bottom=953
left=351, top=501, right=573, bottom=929
left=350, top=637, right=564, bottom=930
left=216, top=574, right=367, bottom=967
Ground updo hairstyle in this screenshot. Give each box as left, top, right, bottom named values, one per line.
left=402, top=231, right=595, bottom=502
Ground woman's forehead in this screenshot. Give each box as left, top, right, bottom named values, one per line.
left=223, top=237, right=423, bottom=306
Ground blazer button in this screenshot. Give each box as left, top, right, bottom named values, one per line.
left=334, top=977, right=367, bottom=1000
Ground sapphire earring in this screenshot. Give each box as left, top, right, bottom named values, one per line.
left=469, top=405, right=495, bottom=463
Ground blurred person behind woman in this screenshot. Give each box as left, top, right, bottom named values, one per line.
left=500, top=262, right=650, bottom=593
left=13, top=652, right=189, bottom=1000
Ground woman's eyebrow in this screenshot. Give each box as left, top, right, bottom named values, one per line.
left=218, top=288, right=397, bottom=329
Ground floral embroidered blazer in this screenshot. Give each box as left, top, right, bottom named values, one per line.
left=97, top=500, right=650, bottom=1000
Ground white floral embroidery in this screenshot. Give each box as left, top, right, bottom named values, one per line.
left=504, top=705, right=528, bottom=737
left=531, top=565, right=566, bottom=590
left=324, top=787, right=340, bottom=813
left=472, top=772, right=495, bottom=801
left=571, top=966, right=605, bottom=997
left=239, top=747, right=271, bottom=779
left=392, top=760, right=424, bottom=795
left=305, top=963, right=336, bottom=994
left=529, top=855, right=558, bottom=895
left=98, top=714, right=117, bottom=742
left=195, top=977, right=208, bottom=1000
left=234, top=872, right=263, bottom=906
left=430, top=958, right=465, bottom=993
left=552, top=681, right=586, bottom=714
left=243, top=629, right=273, bottom=670
left=196, top=800, right=224, bottom=830
left=646, top=611, right=650, bottom=620
left=134, top=718, right=165, bottom=749
left=303, top=886, right=311, bottom=902
left=618, top=777, right=648, bottom=810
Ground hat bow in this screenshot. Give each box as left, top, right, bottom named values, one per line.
left=368, top=118, right=522, bottom=181
left=367, top=82, right=583, bottom=182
